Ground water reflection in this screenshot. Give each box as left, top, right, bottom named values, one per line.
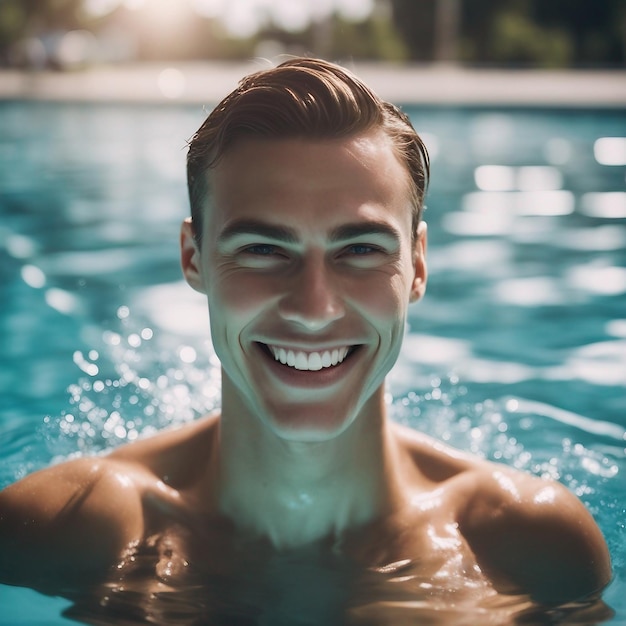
left=594, top=137, right=626, bottom=166
left=462, top=190, right=574, bottom=215
left=55, top=535, right=613, bottom=626
left=473, top=165, right=563, bottom=192
left=580, top=192, right=626, bottom=219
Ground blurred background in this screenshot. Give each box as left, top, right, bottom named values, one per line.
left=0, top=0, right=624, bottom=70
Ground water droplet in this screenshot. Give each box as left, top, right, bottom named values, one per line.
left=117, top=306, right=130, bottom=320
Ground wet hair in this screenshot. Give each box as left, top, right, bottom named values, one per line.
left=186, top=57, right=429, bottom=245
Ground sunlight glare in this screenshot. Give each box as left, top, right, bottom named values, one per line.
left=222, top=0, right=265, bottom=37
left=516, top=166, right=562, bottom=191
left=463, top=190, right=574, bottom=216
left=594, top=137, right=626, bottom=166
left=580, top=192, right=626, bottom=219
left=21, top=265, right=46, bottom=289
left=336, top=0, right=373, bottom=21
left=192, top=0, right=374, bottom=35
left=82, top=0, right=122, bottom=17
left=474, top=166, right=515, bottom=191
left=123, top=0, right=191, bottom=27
left=158, top=68, right=186, bottom=99
left=191, top=0, right=226, bottom=18
left=84, top=0, right=377, bottom=39
left=270, top=0, right=310, bottom=32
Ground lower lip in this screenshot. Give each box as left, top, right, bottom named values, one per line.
left=255, top=343, right=361, bottom=389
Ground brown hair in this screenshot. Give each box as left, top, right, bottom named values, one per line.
left=186, top=57, right=429, bottom=245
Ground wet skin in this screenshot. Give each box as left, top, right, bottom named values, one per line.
left=0, top=417, right=613, bottom=623
left=0, top=132, right=612, bottom=621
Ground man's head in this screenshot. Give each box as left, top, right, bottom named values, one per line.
left=181, top=58, right=430, bottom=441
left=186, top=57, right=429, bottom=246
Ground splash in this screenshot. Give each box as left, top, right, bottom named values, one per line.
left=389, top=376, right=625, bottom=573
left=43, top=306, right=221, bottom=461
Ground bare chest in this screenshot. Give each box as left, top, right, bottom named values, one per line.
left=85, top=518, right=510, bottom=626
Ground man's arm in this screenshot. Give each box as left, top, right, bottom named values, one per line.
left=458, top=468, right=612, bottom=605
left=0, top=458, right=144, bottom=591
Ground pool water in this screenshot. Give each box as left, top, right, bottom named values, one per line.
left=0, top=101, right=624, bottom=625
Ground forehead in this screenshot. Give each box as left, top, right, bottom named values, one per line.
left=205, top=131, right=413, bottom=235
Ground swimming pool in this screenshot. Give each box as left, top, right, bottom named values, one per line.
left=0, top=100, right=624, bottom=624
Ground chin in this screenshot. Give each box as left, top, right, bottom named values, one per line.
left=259, top=403, right=359, bottom=443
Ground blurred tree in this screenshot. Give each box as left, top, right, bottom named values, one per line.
left=390, top=0, right=625, bottom=66
left=13, top=0, right=83, bottom=32
left=434, top=0, right=461, bottom=62
left=328, top=12, right=408, bottom=61
left=487, top=4, right=573, bottom=67
left=0, top=1, right=28, bottom=56
left=0, top=0, right=96, bottom=65
left=389, top=0, right=437, bottom=61
left=532, top=0, right=625, bottom=67
left=1, top=0, right=623, bottom=66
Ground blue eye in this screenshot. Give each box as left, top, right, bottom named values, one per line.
left=245, top=244, right=277, bottom=255
left=348, top=244, right=378, bottom=255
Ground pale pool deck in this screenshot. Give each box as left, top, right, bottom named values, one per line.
left=0, top=61, right=625, bottom=107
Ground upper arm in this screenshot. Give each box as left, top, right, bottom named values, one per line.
left=0, top=458, right=144, bottom=590
left=458, top=469, right=612, bottom=604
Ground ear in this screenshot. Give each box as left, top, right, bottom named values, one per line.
left=180, top=218, right=206, bottom=294
left=409, top=221, right=427, bottom=303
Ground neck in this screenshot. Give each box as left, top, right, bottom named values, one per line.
left=214, top=377, right=403, bottom=548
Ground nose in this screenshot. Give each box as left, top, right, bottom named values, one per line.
left=278, top=254, right=345, bottom=331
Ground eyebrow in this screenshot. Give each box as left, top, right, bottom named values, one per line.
left=328, top=222, right=401, bottom=245
left=217, top=218, right=401, bottom=246
left=217, top=219, right=299, bottom=245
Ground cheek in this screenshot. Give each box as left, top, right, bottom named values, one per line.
left=209, top=268, right=275, bottom=316
left=349, top=272, right=410, bottom=320
left=206, top=277, right=259, bottom=363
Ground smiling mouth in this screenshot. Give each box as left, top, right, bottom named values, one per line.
left=260, top=344, right=357, bottom=371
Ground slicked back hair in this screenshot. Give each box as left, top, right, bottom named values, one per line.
left=186, top=58, right=429, bottom=246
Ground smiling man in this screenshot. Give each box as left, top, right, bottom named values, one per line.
left=0, top=58, right=612, bottom=622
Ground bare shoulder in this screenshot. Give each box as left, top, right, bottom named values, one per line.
left=394, top=424, right=611, bottom=603
left=0, top=455, right=144, bottom=588
left=108, top=412, right=219, bottom=489
left=393, top=422, right=479, bottom=480
left=0, top=414, right=219, bottom=589
left=455, top=460, right=612, bottom=603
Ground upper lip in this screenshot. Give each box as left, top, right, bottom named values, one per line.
left=256, top=340, right=360, bottom=353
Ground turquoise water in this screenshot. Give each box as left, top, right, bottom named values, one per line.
left=0, top=101, right=624, bottom=624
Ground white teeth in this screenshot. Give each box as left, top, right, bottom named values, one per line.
left=295, top=352, right=308, bottom=370
left=268, top=345, right=351, bottom=371
left=321, top=351, right=332, bottom=368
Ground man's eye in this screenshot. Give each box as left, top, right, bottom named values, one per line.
left=236, top=244, right=289, bottom=268
left=244, top=244, right=278, bottom=255
left=347, top=244, right=380, bottom=255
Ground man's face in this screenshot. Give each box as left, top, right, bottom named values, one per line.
left=181, top=130, right=427, bottom=441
